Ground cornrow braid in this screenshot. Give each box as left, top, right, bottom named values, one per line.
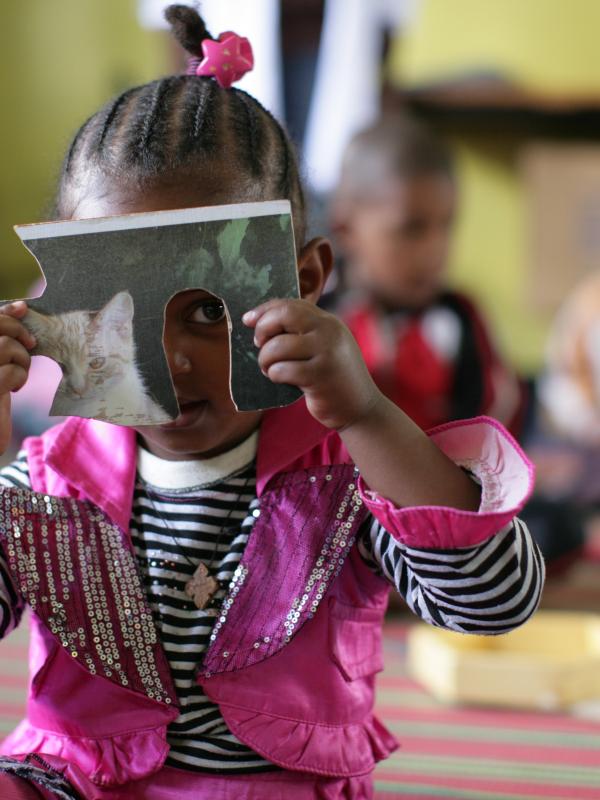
left=137, top=80, right=170, bottom=156
left=62, top=117, right=93, bottom=177
left=230, top=90, right=264, bottom=177
left=55, top=4, right=307, bottom=245
left=186, top=76, right=219, bottom=149
left=96, top=88, right=137, bottom=153
left=271, top=112, right=293, bottom=198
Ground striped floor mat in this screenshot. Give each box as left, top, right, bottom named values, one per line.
left=1, top=618, right=599, bottom=798
left=373, top=623, right=600, bottom=799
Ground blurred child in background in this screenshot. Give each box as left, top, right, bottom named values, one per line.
left=330, top=114, right=526, bottom=436
left=540, top=270, right=600, bottom=445
left=523, top=270, right=600, bottom=566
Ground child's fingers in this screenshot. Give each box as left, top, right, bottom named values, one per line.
left=263, top=359, right=315, bottom=387
left=242, top=298, right=316, bottom=327
left=241, top=299, right=286, bottom=328
left=246, top=301, right=317, bottom=347
left=0, top=338, right=32, bottom=373
left=0, top=301, right=29, bottom=320
left=257, top=333, right=315, bottom=375
left=0, top=363, right=29, bottom=394
left=0, top=312, right=36, bottom=350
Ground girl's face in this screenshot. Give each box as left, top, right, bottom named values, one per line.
left=71, top=178, right=264, bottom=460
left=344, top=174, right=456, bottom=310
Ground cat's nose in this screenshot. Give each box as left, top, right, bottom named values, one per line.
left=69, top=375, right=86, bottom=395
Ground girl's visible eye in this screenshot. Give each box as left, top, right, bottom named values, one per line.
left=188, top=301, right=226, bottom=325
left=89, top=357, right=105, bottom=370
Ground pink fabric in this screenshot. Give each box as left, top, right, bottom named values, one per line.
left=0, top=773, right=43, bottom=800
left=216, top=706, right=395, bottom=778
left=201, top=556, right=396, bottom=776
left=16, top=408, right=397, bottom=785
left=27, top=416, right=138, bottom=531
left=359, top=415, right=535, bottom=549
left=4, top=720, right=172, bottom=788
left=256, top=399, right=346, bottom=494
left=3, top=402, right=534, bottom=791
left=3, top=627, right=178, bottom=787
left=55, top=759, right=375, bottom=799
left=201, top=466, right=370, bottom=676
left=0, top=755, right=375, bottom=800
left=20, top=551, right=178, bottom=718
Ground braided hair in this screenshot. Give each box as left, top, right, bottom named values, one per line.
left=55, top=4, right=306, bottom=243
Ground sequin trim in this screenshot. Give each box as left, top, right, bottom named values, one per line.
left=284, top=473, right=362, bottom=642
left=208, top=563, right=248, bottom=657
left=0, top=487, right=175, bottom=706
left=204, top=468, right=364, bottom=668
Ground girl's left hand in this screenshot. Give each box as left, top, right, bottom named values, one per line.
left=243, top=299, right=381, bottom=430
left=244, top=298, right=481, bottom=511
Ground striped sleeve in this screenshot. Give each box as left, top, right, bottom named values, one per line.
left=0, top=451, right=31, bottom=637
left=0, top=451, right=32, bottom=490
left=358, top=517, right=545, bottom=635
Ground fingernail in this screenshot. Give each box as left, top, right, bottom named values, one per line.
left=242, top=310, right=256, bottom=324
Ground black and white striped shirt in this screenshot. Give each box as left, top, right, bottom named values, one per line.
left=0, top=435, right=544, bottom=773
left=131, top=459, right=269, bottom=773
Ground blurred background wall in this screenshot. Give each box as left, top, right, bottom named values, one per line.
left=389, top=0, right=600, bottom=374
left=0, top=0, right=168, bottom=301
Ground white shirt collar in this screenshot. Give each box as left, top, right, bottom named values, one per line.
left=137, top=430, right=258, bottom=490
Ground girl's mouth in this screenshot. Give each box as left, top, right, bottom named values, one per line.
left=161, top=400, right=208, bottom=429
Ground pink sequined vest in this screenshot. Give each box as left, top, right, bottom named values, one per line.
left=0, top=404, right=398, bottom=788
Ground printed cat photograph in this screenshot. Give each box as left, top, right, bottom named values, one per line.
left=12, top=202, right=300, bottom=426
left=23, top=291, right=171, bottom=425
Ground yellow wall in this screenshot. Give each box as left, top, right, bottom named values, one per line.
left=390, top=0, right=600, bottom=373
left=392, top=0, right=600, bottom=96
left=0, top=1, right=169, bottom=300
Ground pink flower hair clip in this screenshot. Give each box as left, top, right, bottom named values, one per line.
left=190, top=31, right=254, bottom=89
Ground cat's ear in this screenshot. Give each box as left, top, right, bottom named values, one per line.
left=95, top=291, right=134, bottom=332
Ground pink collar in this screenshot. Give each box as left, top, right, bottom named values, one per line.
left=256, top=399, right=331, bottom=494
left=44, top=416, right=137, bottom=531
left=42, top=399, right=331, bottom=529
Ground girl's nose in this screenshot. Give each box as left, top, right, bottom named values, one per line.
left=170, top=351, right=192, bottom=375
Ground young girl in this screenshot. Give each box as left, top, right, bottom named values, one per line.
left=0, top=7, right=542, bottom=799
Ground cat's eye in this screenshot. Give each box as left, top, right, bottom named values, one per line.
left=188, top=301, right=226, bottom=325
left=89, top=357, right=106, bottom=370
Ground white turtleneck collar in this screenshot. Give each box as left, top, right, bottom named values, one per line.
left=136, top=430, right=259, bottom=490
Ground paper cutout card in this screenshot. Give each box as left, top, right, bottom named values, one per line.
left=10, top=200, right=301, bottom=425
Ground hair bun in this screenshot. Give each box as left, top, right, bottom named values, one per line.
left=164, top=4, right=214, bottom=57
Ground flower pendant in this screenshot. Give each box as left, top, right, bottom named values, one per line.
left=185, top=562, right=219, bottom=610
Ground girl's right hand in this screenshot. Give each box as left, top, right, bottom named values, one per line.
left=0, top=302, right=36, bottom=454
